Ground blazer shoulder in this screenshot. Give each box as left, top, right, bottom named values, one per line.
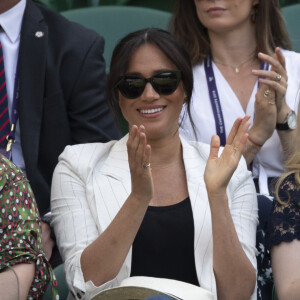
left=57, top=141, right=117, bottom=179
left=31, top=2, right=104, bottom=45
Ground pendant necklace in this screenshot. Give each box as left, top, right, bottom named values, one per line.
left=213, top=53, right=256, bottom=73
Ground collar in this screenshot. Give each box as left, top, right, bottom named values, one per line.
left=0, top=0, right=26, bottom=43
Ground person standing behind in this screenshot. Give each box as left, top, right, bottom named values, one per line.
left=171, top=0, right=299, bottom=196
left=0, top=0, right=121, bottom=265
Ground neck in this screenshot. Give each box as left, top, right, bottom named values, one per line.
left=0, top=0, right=21, bottom=14
left=209, top=24, right=257, bottom=66
left=147, top=132, right=183, bottom=169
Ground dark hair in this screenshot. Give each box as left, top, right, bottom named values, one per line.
left=106, top=28, right=194, bottom=133
left=170, top=0, right=292, bottom=65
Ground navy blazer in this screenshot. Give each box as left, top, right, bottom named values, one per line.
left=18, top=0, right=121, bottom=215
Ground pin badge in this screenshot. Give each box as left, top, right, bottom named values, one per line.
left=35, top=31, right=44, bottom=38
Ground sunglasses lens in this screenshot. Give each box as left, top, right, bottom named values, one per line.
left=152, top=71, right=181, bottom=95
left=117, top=71, right=181, bottom=99
left=118, top=76, right=145, bottom=99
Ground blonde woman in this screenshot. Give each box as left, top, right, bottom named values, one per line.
left=269, top=103, right=300, bottom=300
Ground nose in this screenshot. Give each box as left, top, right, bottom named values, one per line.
left=142, top=82, right=160, bottom=101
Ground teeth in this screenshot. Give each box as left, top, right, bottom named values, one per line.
left=139, top=107, right=164, bottom=114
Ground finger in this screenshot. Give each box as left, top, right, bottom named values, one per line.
left=208, top=135, right=220, bottom=160
left=136, top=127, right=147, bottom=168
left=127, top=125, right=140, bottom=166
left=143, top=144, right=152, bottom=172
left=231, top=116, right=251, bottom=151
left=258, top=78, right=286, bottom=95
left=252, top=70, right=287, bottom=87
left=226, top=118, right=242, bottom=145
left=275, top=47, right=286, bottom=70
left=257, top=52, right=287, bottom=79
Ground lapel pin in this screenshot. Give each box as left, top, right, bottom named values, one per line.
left=35, top=31, right=44, bottom=38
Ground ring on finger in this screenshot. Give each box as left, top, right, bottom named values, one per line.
left=263, top=89, right=271, bottom=98
left=268, top=101, right=275, bottom=105
left=275, top=73, right=282, bottom=82
left=143, top=162, right=151, bottom=169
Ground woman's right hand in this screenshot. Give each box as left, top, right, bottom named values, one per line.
left=127, top=125, right=153, bottom=203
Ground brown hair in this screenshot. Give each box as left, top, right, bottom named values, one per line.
left=170, top=0, right=292, bottom=65
left=106, top=28, right=196, bottom=136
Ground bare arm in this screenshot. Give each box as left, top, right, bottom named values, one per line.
left=0, top=263, right=35, bottom=300
left=271, top=240, right=300, bottom=300
left=205, top=116, right=256, bottom=299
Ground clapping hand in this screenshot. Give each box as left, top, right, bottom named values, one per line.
left=204, top=116, right=250, bottom=200
left=127, top=125, right=153, bottom=203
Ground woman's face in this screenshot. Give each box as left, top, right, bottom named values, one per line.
left=194, top=0, right=258, bottom=33
left=118, top=44, right=186, bottom=140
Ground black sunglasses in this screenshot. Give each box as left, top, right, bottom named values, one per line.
left=116, top=70, right=182, bottom=99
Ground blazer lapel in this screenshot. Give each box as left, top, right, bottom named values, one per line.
left=92, top=136, right=133, bottom=281
left=18, top=0, right=47, bottom=170
left=181, top=137, right=214, bottom=284
left=93, top=135, right=131, bottom=231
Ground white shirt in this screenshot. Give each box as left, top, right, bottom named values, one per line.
left=51, top=135, right=258, bottom=300
left=180, top=49, right=300, bottom=195
left=0, top=0, right=26, bottom=171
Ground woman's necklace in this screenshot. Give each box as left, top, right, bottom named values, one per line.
left=213, top=53, right=256, bottom=73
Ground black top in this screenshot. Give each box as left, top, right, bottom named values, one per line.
left=130, top=197, right=199, bottom=286
left=269, top=173, right=300, bottom=246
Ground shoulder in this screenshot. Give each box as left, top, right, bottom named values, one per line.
left=281, top=49, right=300, bottom=74
left=192, top=61, right=205, bottom=76
left=27, top=1, right=104, bottom=46
left=56, top=136, right=127, bottom=178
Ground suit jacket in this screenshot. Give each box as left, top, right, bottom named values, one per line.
left=51, top=136, right=258, bottom=300
left=18, top=0, right=121, bottom=215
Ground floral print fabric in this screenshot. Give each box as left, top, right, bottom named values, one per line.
left=0, top=155, right=58, bottom=299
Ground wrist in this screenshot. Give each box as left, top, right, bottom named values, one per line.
left=247, top=128, right=266, bottom=146
left=277, top=103, right=291, bottom=124
left=247, top=135, right=263, bottom=148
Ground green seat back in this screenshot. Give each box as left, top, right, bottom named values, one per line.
left=282, top=4, right=300, bottom=52
left=43, top=264, right=68, bottom=300
left=61, top=6, right=172, bottom=72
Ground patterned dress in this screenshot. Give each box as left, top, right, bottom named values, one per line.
left=0, top=155, right=58, bottom=299
left=269, top=173, right=300, bottom=246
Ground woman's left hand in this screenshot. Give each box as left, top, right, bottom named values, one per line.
left=253, top=47, right=288, bottom=120
left=204, top=116, right=250, bottom=199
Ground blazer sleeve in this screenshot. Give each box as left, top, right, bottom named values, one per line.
left=228, top=157, right=258, bottom=271
left=67, top=34, right=121, bottom=144
left=51, top=145, right=118, bottom=299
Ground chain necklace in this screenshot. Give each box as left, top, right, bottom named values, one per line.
left=213, top=53, right=256, bottom=73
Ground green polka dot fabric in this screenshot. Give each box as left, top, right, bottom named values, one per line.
left=0, top=155, right=58, bottom=299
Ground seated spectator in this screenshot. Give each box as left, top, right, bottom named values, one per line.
left=51, top=28, right=258, bottom=300
left=269, top=103, right=300, bottom=300
left=0, top=154, right=57, bottom=299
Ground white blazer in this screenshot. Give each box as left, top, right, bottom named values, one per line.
left=51, top=135, right=258, bottom=300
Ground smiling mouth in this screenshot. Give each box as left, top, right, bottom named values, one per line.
left=138, top=107, right=165, bottom=114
